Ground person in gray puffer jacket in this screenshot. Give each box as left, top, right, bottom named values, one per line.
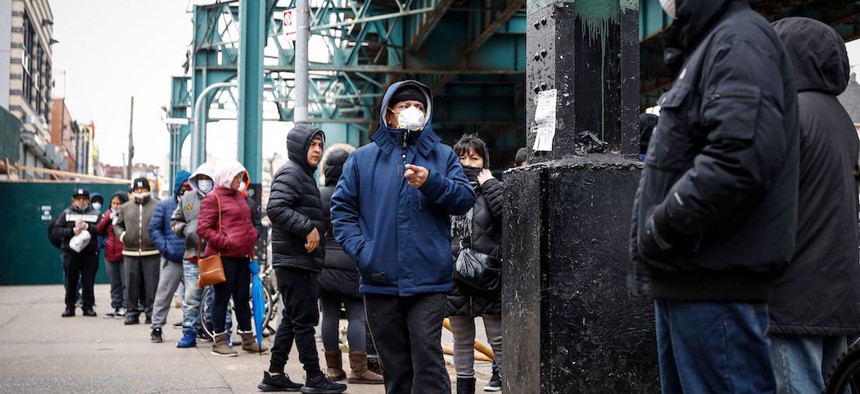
left=114, top=177, right=160, bottom=325
left=170, top=162, right=216, bottom=348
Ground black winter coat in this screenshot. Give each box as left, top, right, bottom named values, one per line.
left=629, top=0, right=800, bottom=302
left=319, top=185, right=360, bottom=299
left=53, top=204, right=103, bottom=255
left=446, top=178, right=503, bottom=317
left=768, top=17, right=860, bottom=336
left=268, top=125, right=326, bottom=272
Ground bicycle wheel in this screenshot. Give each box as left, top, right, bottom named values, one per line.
left=199, top=286, right=215, bottom=339
left=824, top=342, right=860, bottom=394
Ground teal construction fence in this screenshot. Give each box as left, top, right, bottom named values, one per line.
left=0, top=182, right=132, bottom=285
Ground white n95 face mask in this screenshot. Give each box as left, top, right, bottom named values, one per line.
left=659, top=0, right=676, bottom=18
left=198, top=180, right=214, bottom=194
left=397, top=107, right=426, bottom=131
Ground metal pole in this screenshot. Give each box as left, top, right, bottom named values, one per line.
left=295, top=0, right=309, bottom=123
left=127, top=96, right=134, bottom=179
left=191, top=82, right=238, bottom=169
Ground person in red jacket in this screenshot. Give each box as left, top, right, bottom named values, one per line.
left=197, top=159, right=263, bottom=357
left=97, top=191, right=129, bottom=318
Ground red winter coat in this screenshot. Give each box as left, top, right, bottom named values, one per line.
left=97, top=212, right=125, bottom=262
left=197, top=186, right=257, bottom=258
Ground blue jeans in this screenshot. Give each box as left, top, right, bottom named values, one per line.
left=769, top=335, right=847, bottom=394
left=656, top=300, right=776, bottom=394
left=181, top=261, right=203, bottom=335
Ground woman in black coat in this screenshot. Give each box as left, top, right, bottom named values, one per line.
left=318, top=143, right=383, bottom=384
left=448, top=135, right=504, bottom=393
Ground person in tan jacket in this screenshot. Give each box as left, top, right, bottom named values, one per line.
left=114, top=177, right=160, bottom=326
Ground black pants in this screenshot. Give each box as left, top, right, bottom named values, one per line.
left=269, top=267, right=322, bottom=376
left=364, top=293, right=450, bottom=394
left=63, top=252, right=98, bottom=309
left=211, top=256, right=252, bottom=333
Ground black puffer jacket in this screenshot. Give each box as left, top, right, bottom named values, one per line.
left=318, top=144, right=360, bottom=299
left=447, top=177, right=503, bottom=317
left=629, top=0, right=800, bottom=302
left=268, top=125, right=326, bottom=272
left=768, top=17, right=860, bottom=336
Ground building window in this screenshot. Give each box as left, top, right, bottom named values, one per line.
left=22, top=13, right=34, bottom=104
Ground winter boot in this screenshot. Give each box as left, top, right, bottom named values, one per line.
left=457, top=377, right=476, bottom=394
left=301, top=373, right=347, bottom=393
left=347, top=352, right=383, bottom=384
left=239, top=331, right=269, bottom=353
left=177, top=330, right=197, bottom=348
left=324, top=350, right=347, bottom=381
left=211, top=332, right=237, bottom=357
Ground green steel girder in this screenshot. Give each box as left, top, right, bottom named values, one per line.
left=170, top=0, right=528, bottom=172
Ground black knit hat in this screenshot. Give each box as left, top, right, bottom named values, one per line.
left=131, top=177, right=151, bottom=191
left=390, top=86, right=427, bottom=108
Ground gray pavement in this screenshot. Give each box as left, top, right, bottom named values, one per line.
left=0, top=285, right=495, bottom=393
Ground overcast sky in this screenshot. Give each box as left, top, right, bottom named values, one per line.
left=49, top=2, right=860, bottom=171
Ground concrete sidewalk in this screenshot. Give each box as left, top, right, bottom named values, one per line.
left=0, top=285, right=495, bottom=393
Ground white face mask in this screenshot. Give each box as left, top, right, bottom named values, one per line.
left=92, top=203, right=102, bottom=211
left=659, top=0, right=676, bottom=18
left=396, top=107, right=426, bottom=131
left=133, top=192, right=150, bottom=200
left=198, top=180, right=214, bottom=194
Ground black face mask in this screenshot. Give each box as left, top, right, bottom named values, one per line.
left=462, top=166, right=482, bottom=186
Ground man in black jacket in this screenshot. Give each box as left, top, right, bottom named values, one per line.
left=53, top=188, right=103, bottom=317
left=768, top=17, right=860, bottom=394
left=629, top=1, right=799, bottom=393
left=260, top=125, right=346, bottom=393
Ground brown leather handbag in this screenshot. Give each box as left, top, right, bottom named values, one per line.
left=197, top=194, right=226, bottom=288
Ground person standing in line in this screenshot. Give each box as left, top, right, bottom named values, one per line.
left=331, top=80, right=476, bottom=394
left=197, top=159, right=266, bottom=357
left=448, top=135, right=504, bottom=394
left=317, top=143, right=384, bottom=385
left=97, top=192, right=129, bottom=318
left=148, top=170, right=192, bottom=343
left=260, top=125, right=346, bottom=393
left=513, top=147, right=528, bottom=168
left=53, top=188, right=103, bottom=317
left=171, top=162, right=217, bottom=348
left=629, top=1, right=800, bottom=393
left=767, top=17, right=860, bottom=394
left=115, top=177, right=161, bottom=325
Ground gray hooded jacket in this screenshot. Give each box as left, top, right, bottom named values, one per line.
left=170, top=162, right=216, bottom=260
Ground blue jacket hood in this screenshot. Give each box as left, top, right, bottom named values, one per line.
left=373, top=81, right=440, bottom=157
left=173, top=170, right=191, bottom=197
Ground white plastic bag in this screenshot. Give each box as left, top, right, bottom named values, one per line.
left=69, top=231, right=91, bottom=253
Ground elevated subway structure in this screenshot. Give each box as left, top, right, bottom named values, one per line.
left=166, top=0, right=527, bottom=191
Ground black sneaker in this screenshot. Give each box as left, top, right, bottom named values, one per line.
left=61, top=307, right=75, bottom=317
left=124, top=316, right=140, bottom=325
left=145, top=316, right=152, bottom=324
left=197, top=329, right=214, bottom=342
left=301, top=374, right=347, bottom=393
left=103, top=310, right=116, bottom=318
left=82, top=308, right=97, bottom=317
left=483, top=368, right=501, bottom=392
left=151, top=328, right=163, bottom=343
left=258, top=371, right=302, bottom=392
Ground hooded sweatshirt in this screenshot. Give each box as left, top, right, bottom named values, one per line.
left=149, top=170, right=191, bottom=263
left=115, top=186, right=160, bottom=257
left=197, top=159, right=258, bottom=258
left=171, top=162, right=216, bottom=260
left=268, top=124, right=327, bottom=272
left=331, top=80, right=476, bottom=296
left=768, top=17, right=860, bottom=336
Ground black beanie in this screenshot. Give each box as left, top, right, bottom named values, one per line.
left=390, top=86, right=427, bottom=108
left=131, top=177, right=151, bottom=191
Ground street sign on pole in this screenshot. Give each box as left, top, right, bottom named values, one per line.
left=283, top=9, right=297, bottom=41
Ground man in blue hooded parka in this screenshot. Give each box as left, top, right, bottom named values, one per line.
left=331, top=80, right=476, bottom=393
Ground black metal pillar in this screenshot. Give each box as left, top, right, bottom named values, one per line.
left=502, top=2, right=657, bottom=392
